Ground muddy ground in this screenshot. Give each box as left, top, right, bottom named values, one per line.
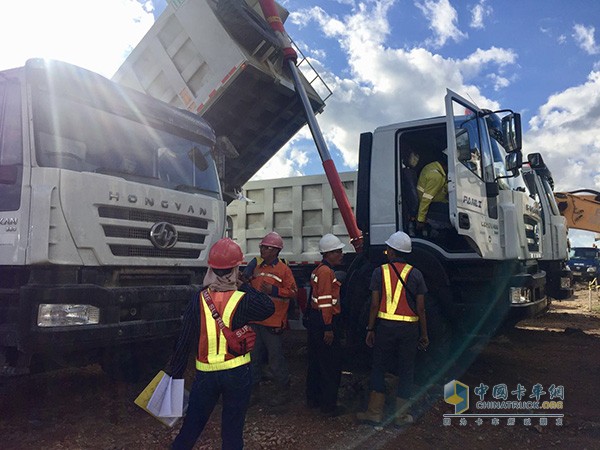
left=1, top=285, right=599, bottom=449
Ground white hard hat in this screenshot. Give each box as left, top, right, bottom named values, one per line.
left=385, top=231, right=412, bottom=253
left=319, top=234, right=345, bottom=253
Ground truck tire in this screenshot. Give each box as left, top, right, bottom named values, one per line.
left=341, top=254, right=376, bottom=366
left=215, top=0, right=281, bottom=54
left=415, top=291, right=453, bottom=385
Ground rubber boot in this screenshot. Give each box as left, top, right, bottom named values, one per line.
left=395, top=397, right=414, bottom=426
left=356, top=391, right=385, bottom=424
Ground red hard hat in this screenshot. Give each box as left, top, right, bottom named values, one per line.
left=260, top=231, right=284, bottom=249
left=208, top=238, right=244, bottom=269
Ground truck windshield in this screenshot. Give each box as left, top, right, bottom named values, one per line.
left=569, top=248, right=599, bottom=259
left=31, top=85, right=221, bottom=197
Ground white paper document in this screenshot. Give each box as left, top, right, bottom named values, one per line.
left=146, top=373, right=185, bottom=418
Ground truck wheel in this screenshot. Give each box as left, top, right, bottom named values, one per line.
left=342, top=255, right=376, bottom=365
left=215, top=0, right=280, bottom=54
left=415, top=292, right=454, bottom=386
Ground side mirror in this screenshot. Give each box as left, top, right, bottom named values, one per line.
left=486, top=181, right=499, bottom=198
left=502, top=113, right=522, bottom=152
left=505, top=151, right=522, bottom=175
left=527, top=153, right=546, bottom=169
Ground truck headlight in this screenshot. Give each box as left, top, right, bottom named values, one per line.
left=38, top=304, right=100, bottom=327
left=510, top=287, right=531, bottom=304
left=587, top=267, right=597, bottom=273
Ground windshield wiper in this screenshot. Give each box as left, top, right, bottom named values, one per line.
left=175, top=184, right=219, bottom=197
left=93, top=167, right=158, bottom=180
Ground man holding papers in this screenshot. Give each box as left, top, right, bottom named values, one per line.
left=166, top=238, right=274, bottom=450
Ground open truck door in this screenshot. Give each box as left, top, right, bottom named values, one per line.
left=444, top=89, right=501, bottom=258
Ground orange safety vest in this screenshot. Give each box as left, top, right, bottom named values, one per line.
left=377, top=263, right=419, bottom=322
left=196, top=289, right=251, bottom=372
left=250, top=259, right=297, bottom=328
left=310, top=263, right=341, bottom=326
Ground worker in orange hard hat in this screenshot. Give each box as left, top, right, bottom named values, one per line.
left=242, top=231, right=298, bottom=408
left=167, top=238, right=274, bottom=450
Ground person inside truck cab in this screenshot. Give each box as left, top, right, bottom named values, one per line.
left=416, top=149, right=451, bottom=234
left=401, top=146, right=420, bottom=236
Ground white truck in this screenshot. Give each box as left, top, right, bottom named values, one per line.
left=0, top=0, right=324, bottom=378
left=228, top=92, right=552, bottom=377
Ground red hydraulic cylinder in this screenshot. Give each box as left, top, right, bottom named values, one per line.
left=258, top=0, right=363, bottom=252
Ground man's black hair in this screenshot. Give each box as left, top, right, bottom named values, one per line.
left=213, top=267, right=234, bottom=277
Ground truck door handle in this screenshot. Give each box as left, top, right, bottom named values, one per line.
left=458, top=213, right=470, bottom=229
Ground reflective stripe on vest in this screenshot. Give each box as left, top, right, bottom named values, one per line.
left=196, top=290, right=250, bottom=372
left=377, top=263, right=419, bottom=322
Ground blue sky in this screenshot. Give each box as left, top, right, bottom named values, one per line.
left=1, top=0, right=599, bottom=245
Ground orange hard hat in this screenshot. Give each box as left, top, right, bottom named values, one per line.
left=260, top=231, right=284, bottom=249
left=208, top=238, right=244, bottom=269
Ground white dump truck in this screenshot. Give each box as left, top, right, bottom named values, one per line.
left=0, top=0, right=324, bottom=378
left=228, top=91, right=553, bottom=377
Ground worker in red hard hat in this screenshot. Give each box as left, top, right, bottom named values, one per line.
left=357, top=231, right=428, bottom=427
left=242, top=231, right=298, bottom=408
left=167, top=238, right=274, bottom=450
left=306, top=233, right=346, bottom=416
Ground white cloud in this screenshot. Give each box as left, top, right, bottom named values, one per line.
left=558, top=34, right=567, bottom=44
left=285, top=2, right=512, bottom=169
left=470, top=0, right=492, bottom=29
left=251, top=132, right=312, bottom=180
left=415, top=0, right=467, bottom=48
left=573, top=24, right=600, bottom=55
left=0, top=0, right=154, bottom=77
left=526, top=70, right=600, bottom=193
left=488, top=73, right=510, bottom=91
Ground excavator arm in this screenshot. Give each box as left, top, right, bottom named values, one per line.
left=554, top=190, right=600, bottom=233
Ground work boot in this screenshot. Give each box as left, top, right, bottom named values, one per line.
left=394, top=397, right=414, bottom=426
left=356, top=391, right=385, bottom=424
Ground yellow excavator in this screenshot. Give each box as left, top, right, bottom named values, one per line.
left=555, top=190, right=600, bottom=234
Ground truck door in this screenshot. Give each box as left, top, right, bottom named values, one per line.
left=445, top=89, right=499, bottom=258
left=0, top=77, right=27, bottom=266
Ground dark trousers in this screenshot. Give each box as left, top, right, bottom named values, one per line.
left=370, top=321, right=419, bottom=399
left=250, top=324, right=290, bottom=388
left=172, top=364, right=252, bottom=450
left=305, top=309, right=341, bottom=413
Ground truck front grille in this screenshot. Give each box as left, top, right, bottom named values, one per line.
left=524, top=215, right=540, bottom=253
left=98, top=205, right=209, bottom=259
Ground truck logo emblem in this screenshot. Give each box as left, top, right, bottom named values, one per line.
left=149, top=222, right=178, bottom=249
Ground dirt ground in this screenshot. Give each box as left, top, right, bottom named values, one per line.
left=1, top=284, right=599, bottom=450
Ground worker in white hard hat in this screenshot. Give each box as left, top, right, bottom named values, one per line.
left=242, top=231, right=298, bottom=408
left=416, top=148, right=451, bottom=235
left=306, top=233, right=345, bottom=416
left=357, top=231, right=429, bottom=427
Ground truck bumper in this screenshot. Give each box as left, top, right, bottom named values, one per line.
left=3, top=284, right=196, bottom=356
left=507, top=269, right=548, bottom=320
